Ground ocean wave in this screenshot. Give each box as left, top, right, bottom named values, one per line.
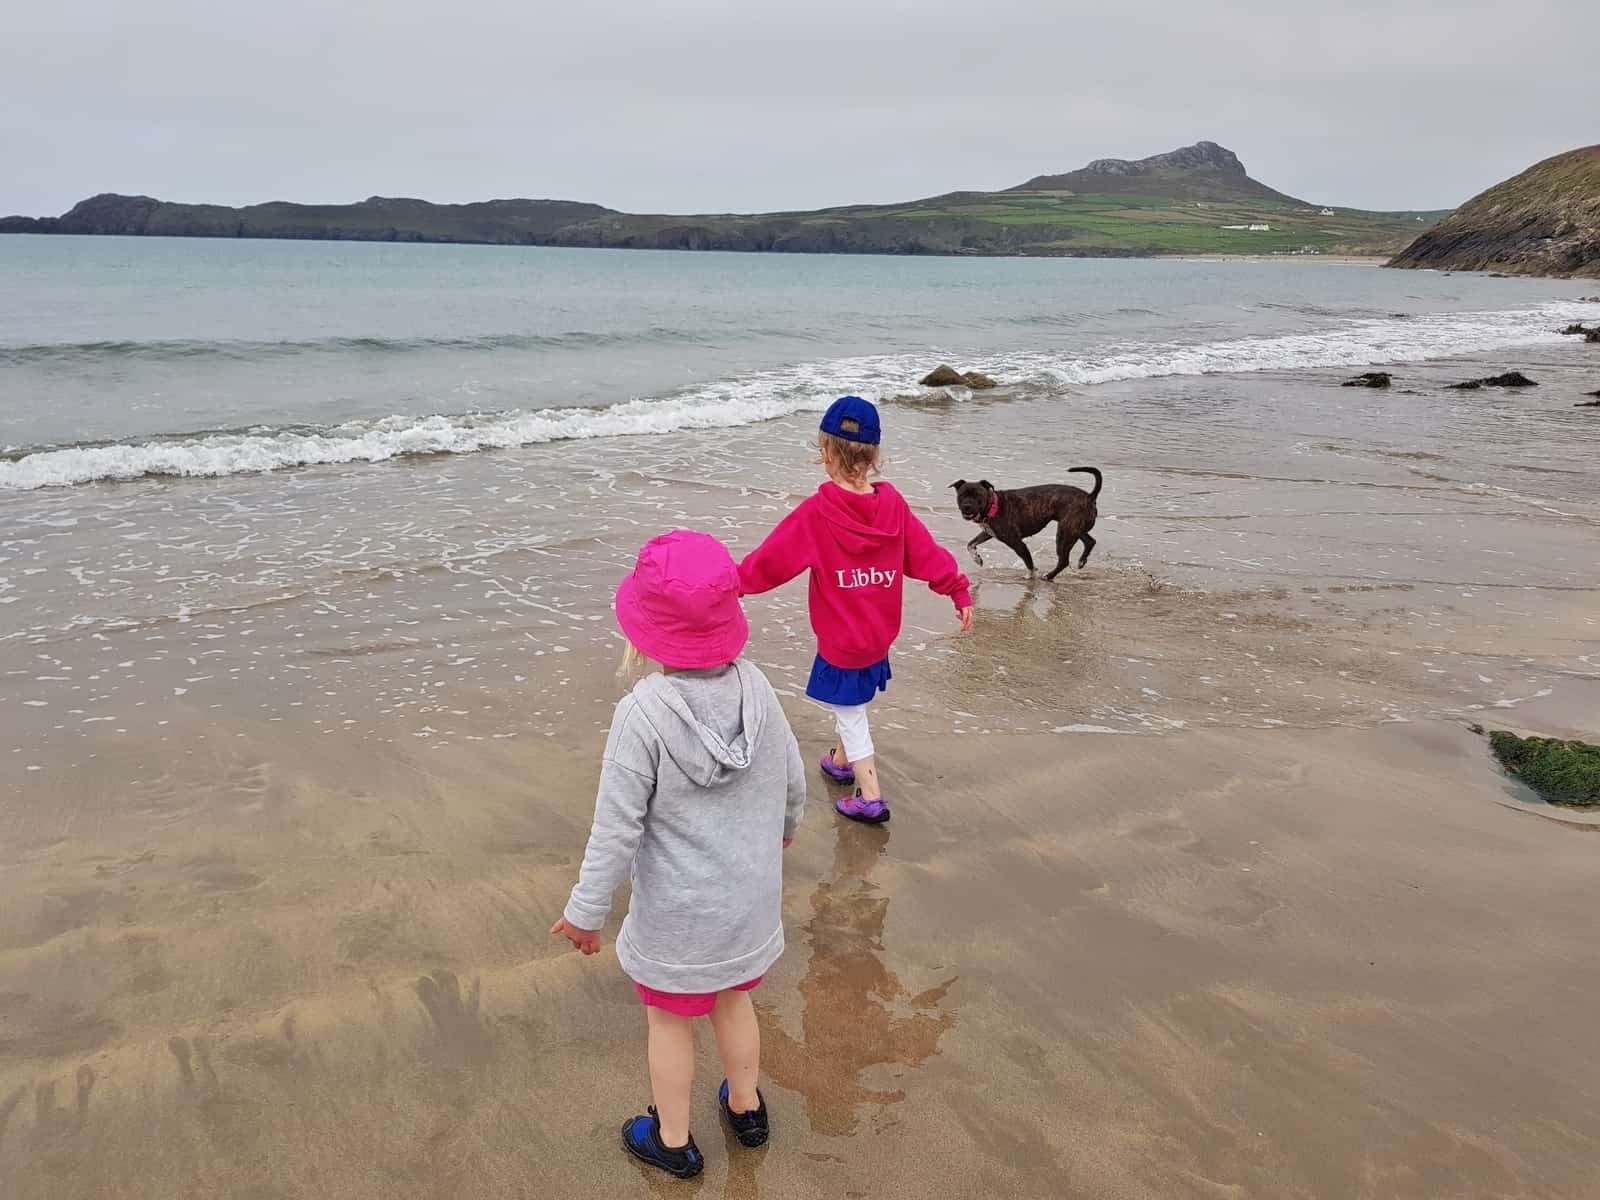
left=0, top=326, right=737, bottom=365
left=1005, top=301, right=1594, bottom=386
left=0, top=372, right=863, bottom=490
left=3, top=301, right=1593, bottom=491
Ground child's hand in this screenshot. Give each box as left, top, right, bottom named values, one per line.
left=958, top=606, right=975, bottom=633
left=550, top=917, right=602, bottom=955
left=783, top=838, right=793, bottom=849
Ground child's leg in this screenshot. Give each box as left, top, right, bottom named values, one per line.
left=830, top=703, right=881, bottom=800
left=645, top=1006, right=695, bottom=1148
left=708, top=988, right=761, bottom=1112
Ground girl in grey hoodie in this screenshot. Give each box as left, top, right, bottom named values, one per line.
left=551, top=530, right=807, bottom=1180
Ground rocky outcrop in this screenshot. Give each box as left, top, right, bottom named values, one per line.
left=0, top=215, right=54, bottom=233
left=1009, top=141, right=1309, bottom=206
left=1341, top=372, right=1392, bottom=388
left=1388, top=145, right=1600, bottom=278
left=920, top=366, right=997, bottom=388
left=1488, top=730, right=1600, bottom=807
left=1448, top=371, right=1538, bottom=390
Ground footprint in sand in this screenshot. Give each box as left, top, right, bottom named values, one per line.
left=14, top=1065, right=96, bottom=1167
left=168, top=1034, right=265, bottom=1147
left=758, top=828, right=958, bottom=1136
left=0, top=1083, right=28, bottom=1151
left=414, top=969, right=494, bottom=1067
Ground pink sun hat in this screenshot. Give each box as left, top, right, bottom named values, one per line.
left=615, top=530, right=749, bottom=669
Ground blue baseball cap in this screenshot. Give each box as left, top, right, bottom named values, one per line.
left=820, top=395, right=881, bottom=445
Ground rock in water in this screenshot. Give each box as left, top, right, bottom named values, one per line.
left=1341, top=372, right=1393, bottom=388
left=920, top=365, right=965, bottom=387
left=960, top=371, right=997, bottom=390
left=1449, top=371, right=1538, bottom=389
left=1587, top=329, right=1600, bottom=343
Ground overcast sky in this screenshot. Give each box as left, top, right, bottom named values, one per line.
left=3, top=0, right=1593, bottom=218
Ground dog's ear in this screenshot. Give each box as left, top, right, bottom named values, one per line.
left=979, top=479, right=993, bottom=490
left=948, top=479, right=965, bottom=490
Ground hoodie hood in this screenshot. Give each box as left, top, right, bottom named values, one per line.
left=814, top=481, right=905, bottom=557
left=630, top=660, right=768, bottom=787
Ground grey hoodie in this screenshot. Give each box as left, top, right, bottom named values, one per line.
left=563, top=659, right=807, bottom=993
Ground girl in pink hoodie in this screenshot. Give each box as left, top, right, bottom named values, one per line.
left=739, top=396, right=973, bottom=823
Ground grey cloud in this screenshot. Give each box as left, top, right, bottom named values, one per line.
left=2, top=0, right=1593, bottom=217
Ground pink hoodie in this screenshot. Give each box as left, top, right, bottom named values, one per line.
left=738, top=481, right=972, bottom=670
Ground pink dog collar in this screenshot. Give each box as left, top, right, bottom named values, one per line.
left=985, top=491, right=1001, bottom=520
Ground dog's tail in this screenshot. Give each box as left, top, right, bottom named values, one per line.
left=1070, top=467, right=1103, bottom=500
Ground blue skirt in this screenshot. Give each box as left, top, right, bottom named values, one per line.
left=805, top=655, right=891, bottom=706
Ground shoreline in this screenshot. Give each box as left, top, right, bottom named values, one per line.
left=1157, top=252, right=1390, bottom=265
left=3, top=344, right=1599, bottom=1197
left=1, top=228, right=1411, bottom=265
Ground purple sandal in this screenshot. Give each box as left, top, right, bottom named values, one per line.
left=819, top=751, right=856, bottom=786
left=835, top=791, right=890, bottom=825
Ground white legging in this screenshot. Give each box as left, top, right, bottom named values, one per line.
left=828, top=702, right=875, bottom=763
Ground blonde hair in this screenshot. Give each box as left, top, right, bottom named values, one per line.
left=617, top=640, right=659, bottom=683
left=816, top=431, right=882, bottom=486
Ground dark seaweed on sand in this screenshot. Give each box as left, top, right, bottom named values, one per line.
left=1488, top=731, right=1600, bottom=808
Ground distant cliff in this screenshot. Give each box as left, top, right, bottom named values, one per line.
left=0, top=194, right=616, bottom=243
left=0, top=143, right=1445, bottom=258
left=1388, top=145, right=1600, bottom=278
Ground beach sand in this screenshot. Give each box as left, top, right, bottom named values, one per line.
left=3, top=345, right=1598, bottom=1198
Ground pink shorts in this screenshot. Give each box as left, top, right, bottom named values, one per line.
left=634, top=977, right=762, bottom=1018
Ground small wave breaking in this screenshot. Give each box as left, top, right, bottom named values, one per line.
left=3, top=300, right=1593, bottom=491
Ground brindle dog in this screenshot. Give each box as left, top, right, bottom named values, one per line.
left=950, top=469, right=1102, bottom=580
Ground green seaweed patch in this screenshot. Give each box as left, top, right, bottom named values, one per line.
left=1488, top=731, right=1600, bottom=808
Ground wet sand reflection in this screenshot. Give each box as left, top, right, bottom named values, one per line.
left=758, top=826, right=957, bottom=1138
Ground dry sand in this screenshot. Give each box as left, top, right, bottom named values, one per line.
left=2, top=346, right=1599, bottom=1198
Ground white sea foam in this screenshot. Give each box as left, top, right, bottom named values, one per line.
left=4, top=301, right=1593, bottom=491
left=1004, top=300, right=1596, bottom=385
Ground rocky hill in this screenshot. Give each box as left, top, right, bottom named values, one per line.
left=1009, top=140, right=1308, bottom=206
left=1388, top=145, right=1600, bottom=278
left=0, top=143, right=1446, bottom=259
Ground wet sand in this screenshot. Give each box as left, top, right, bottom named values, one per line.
left=3, top=345, right=1600, bottom=1197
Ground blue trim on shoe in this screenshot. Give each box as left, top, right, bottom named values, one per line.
left=718, top=1079, right=770, bottom=1148
left=621, top=1107, right=704, bottom=1179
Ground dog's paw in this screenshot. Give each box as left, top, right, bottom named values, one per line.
left=970, top=551, right=984, bottom=567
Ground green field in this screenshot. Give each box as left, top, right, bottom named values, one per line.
left=861, top=191, right=1439, bottom=256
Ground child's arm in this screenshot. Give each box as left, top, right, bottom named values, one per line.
left=737, top=505, right=813, bottom=597
left=904, top=509, right=974, bottom=613
left=555, top=700, right=657, bottom=950
left=782, top=723, right=806, bottom=847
